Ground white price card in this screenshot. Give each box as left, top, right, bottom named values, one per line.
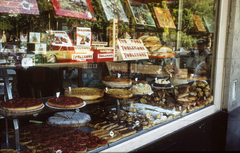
left=126, top=39, right=131, bottom=44
left=105, top=87, right=108, bottom=92
left=187, top=105, right=190, bottom=110
left=155, top=77, right=157, bottom=81
left=179, top=106, right=182, bottom=111
left=33, top=113, right=38, bottom=117
left=56, top=150, right=62, bottom=153
left=194, top=103, right=196, bottom=106
left=110, top=131, right=114, bottom=138
left=69, top=87, right=72, bottom=94
left=117, top=73, right=121, bottom=78
left=204, top=97, right=206, bottom=100
left=76, top=108, right=80, bottom=112
left=162, top=99, right=166, bottom=102
left=56, top=92, right=60, bottom=98
left=135, top=120, right=140, bottom=126
left=135, top=78, right=138, bottom=82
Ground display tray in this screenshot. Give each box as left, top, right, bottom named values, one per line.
left=45, top=101, right=86, bottom=110
left=151, top=84, right=174, bottom=90
left=133, top=91, right=154, bottom=96
left=0, top=104, right=45, bottom=116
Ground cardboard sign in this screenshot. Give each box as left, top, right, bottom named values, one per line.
left=46, top=30, right=73, bottom=47
left=72, top=53, right=93, bottom=62
left=118, top=39, right=144, bottom=46
left=74, top=46, right=92, bottom=53
left=92, top=41, right=108, bottom=47
left=75, top=27, right=92, bottom=47
left=94, top=47, right=114, bottom=62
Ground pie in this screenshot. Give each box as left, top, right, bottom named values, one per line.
left=0, top=98, right=43, bottom=112
left=102, top=76, right=132, bottom=88
left=65, top=87, right=104, bottom=100
left=47, top=111, right=91, bottom=127
left=47, top=97, right=84, bottom=108
left=105, top=89, right=133, bottom=98
left=0, top=149, right=20, bottom=153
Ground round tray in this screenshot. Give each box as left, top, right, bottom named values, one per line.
left=45, top=101, right=86, bottom=110
left=0, top=104, right=45, bottom=113
left=151, top=84, right=175, bottom=90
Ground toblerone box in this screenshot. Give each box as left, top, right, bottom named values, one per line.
left=109, top=19, right=118, bottom=61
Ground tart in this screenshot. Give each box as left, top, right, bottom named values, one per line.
left=35, top=145, right=47, bottom=152
left=78, top=139, right=89, bottom=145
left=0, top=149, right=20, bottom=153
left=65, top=87, right=104, bottom=100
left=102, top=76, right=132, bottom=88
left=154, top=79, right=171, bottom=87
left=97, top=139, right=108, bottom=147
left=21, top=149, right=35, bottom=153
left=48, top=111, right=91, bottom=127
left=20, top=137, right=32, bottom=145
left=47, top=97, right=84, bottom=108
left=74, top=145, right=87, bottom=153
left=131, top=81, right=152, bottom=95
left=86, top=141, right=98, bottom=150
left=0, top=98, right=43, bottom=112
left=26, top=142, right=40, bottom=149
left=105, top=89, right=133, bottom=99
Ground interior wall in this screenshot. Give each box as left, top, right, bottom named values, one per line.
left=223, top=0, right=240, bottom=111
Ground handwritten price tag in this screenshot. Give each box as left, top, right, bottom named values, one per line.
left=110, top=131, right=114, bottom=138
left=56, top=92, right=60, bottom=98
left=135, top=120, right=140, bottom=126
left=69, top=87, right=72, bottom=94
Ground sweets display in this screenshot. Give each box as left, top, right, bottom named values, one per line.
left=65, top=87, right=104, bottom=100
left=47, top=97, right=84, bottom=108
left=0, top=98, right=43, bottom=112
left=153, top=79, right=171, bottom=87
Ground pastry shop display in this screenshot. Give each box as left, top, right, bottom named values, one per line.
left=105, top=88, right=133, bottom=99
left=153, top=78, right=171, bottom=87
left=0, top=98, right=43, bottom=112
left=102, top=76, right=132, bottom=88
left=65, top=87, right=104, bottom=100
left=47, top=97, right=84, bottom=109
left=131, top=80, right=153, bottom=95
left=47, top=111, right=91, bottom=127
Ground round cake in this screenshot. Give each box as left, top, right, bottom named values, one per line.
left=154, top=79, right=171, bottom=87
left=105, top=89, right=133, bottom=98
left=65, top=87, right=104, bottom=100
left=48, top=111, right=91, bottom=127
left=131, top=80, right=152, bottom=95
left=0, top=98, right=43, bottom=112
left=102, top=76, right=132, bottom=88
left=47, top=97, right=83, bottom=108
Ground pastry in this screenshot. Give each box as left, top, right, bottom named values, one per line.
left=144, top=41, right=161, bottom=47
left=47, top=111, right=91, bottom=127
left=144, top=36, right=160, bottom=42
left=97, top=139, right=108, bottom=147
left=26, top=142, right=40, bottom=149
left=131, top=81, right=152, bottom=95
left=165, top=65, right=179, bottom=76
left=0, top=98, right=43, bottom=111
left=0, top=149, right=20, bottom=153
left=157, top=46, right=175, bottom=54
left=105, top=89, right=133, bottom=99
left=74, top=145, right=87, bottom=153
left=149, top=46, right=161, bottom=52
left=21, top=149, right=35, bottom=153
left=138, top=35, right=149, bottom=41
left=102, top=76, right=132, bottom=88
left=65, top=87, right=104, bottom=100
left=154, top=79, right=171, bottom=87
left=86, top=141, right=98, bottom=150
left=47, top=97, right=84, bottom=108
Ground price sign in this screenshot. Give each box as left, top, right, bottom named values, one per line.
left=155, top=77, right=157, bottom=81
left=105, top=87, right=108, bottom=92
left=179, top=106, right=182, bottom=111
left=194, top=103, right=196, bottom=106
left=135, top=78, right=138, bottom=82
left=187, top=105, right=190, bottom=110
left=163, top=99, right=166, bottom=102
left=204, top=97, right=206, bottom=100
left=76, top=108, right=80, bottom=112
left=33, top=113, right=38, bottom=117
left=135, top=120, right=140, bottom=126
left=117, top=73, right=121, bottom=78
left=69, top=87, right=72, bottom=94
left=56, top=92, right=60, bottom=98
left=110, top=131, right=114, bottom=138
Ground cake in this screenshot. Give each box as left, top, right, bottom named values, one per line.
left=47, top=97, right=84, bottom=108
left=48, top=111, right=91, bottom=127
left=102, top=76, right=132, bottom=88
left=65, top=87, right=104, bottom=100
left=131, top=80, right=152, bottom=95
left=0, top=98, right=43, bottom=112
left=154, top=79, right=171, bottom=87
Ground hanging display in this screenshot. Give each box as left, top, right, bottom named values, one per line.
left=153, top=7, right=176, bottom=29
left=0, top=0, right=39, bottom=15
left=127, top=0, right=156, bottom=27
left=192, top=14, right=206, bottom=32
left=52, top=0, right=96, bottom=20
left=99, top=0, right=128, bottom=22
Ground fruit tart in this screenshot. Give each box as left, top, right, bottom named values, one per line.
left=86, top=141, right=98, bottom=150
left=47, top=97, right=84, bottom=108
left=74, top=145, right=87, bottom=153
left=26, top=142, right=40, bottom=149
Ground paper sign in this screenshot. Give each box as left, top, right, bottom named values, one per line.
left=135, top=78, right=138, bottom=81
left=135, top=120, right=140, bottom=126
left=72, top=53, right=93, bottom=61
left=46, top=30, right=73, bottom=47
left=110, top=131, right=114, bottom=138
left=21, top=58, right=33, bottom=67
left=76, top=27, right=92, bottom=47
left=69, top=87, right=71, bottom=94
left=76, top=108, right=80, bottom=112
left=105, top=87, right=108, bottom=92
left=118, top=39, right=144, bottom=46
left=56, top=92, right=60, bottom=98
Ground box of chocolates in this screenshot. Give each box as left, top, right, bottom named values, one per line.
left=94, top=47, right=114, bottom=63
